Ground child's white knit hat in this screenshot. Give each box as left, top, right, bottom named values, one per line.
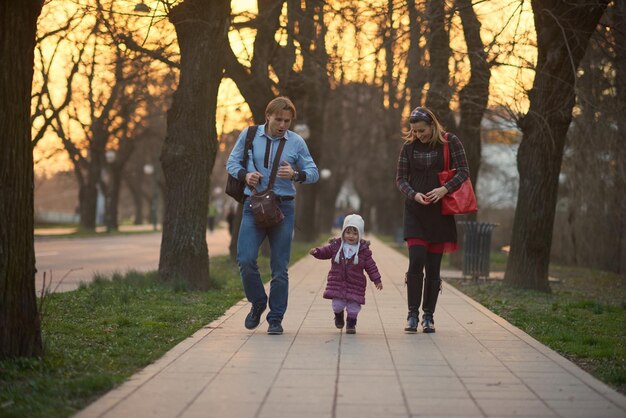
left=334, top=214, right=365, bottom=264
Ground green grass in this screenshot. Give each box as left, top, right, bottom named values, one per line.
left=377, top=233, right=626, bottom=395
left=0, top=241, right=312, bottom=417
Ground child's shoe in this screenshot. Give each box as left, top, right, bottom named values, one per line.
left=346, top=317, right=357, bottom=334
left=334, top=311, right=344, bottom=329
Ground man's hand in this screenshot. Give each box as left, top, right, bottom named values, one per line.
left=277, top=160, right=294, bottom=179
left=246, top=171, right=263, bottom=187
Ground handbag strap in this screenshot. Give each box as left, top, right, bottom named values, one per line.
left=442, top=132, right=450, bottom=171
left=251, top=137, right=286, bottom=194
left=242, top=125, right=259, bottom=171
left=266, top=138, right=286, bottom=190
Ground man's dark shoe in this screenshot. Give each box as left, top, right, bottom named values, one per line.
left=422, top=315, right=436, bottom=333
left=346, top=317, right=357, bottom=334
left=334, top=312, right=345, bottom=329
left=244, top=302, right=266, bottom=330
left=404, top=312, right=418, bottom=333
left=267, top=320, right=283, bottom=335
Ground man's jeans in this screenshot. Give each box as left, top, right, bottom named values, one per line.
left=237, top=199, right=295, bottom=322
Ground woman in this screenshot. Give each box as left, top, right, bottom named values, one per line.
left=395, top=107, right=470, bottom=333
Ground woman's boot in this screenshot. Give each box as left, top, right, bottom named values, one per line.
left=404, top=272, right=423, bottom=333
left=422, top=279, right=441, bottom=333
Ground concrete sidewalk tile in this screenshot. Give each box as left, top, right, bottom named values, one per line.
left=468, top=384, right=538, bottom=400
left=505, top=360, right=568, bottom=373
left=475, top=398, right=557, bottom=417
left=406, top=397, right=483, bottom=417
left=180, top=400, right=260, bottom=418
left=335, top=403, right=408, bottom=416
left=97, top=375, right=210, bottom=418
left=266, top=385, right=335, bottom=402
left=398, top=374, right=464, bottom=387
left=397, top=365, right=457, bottom=378
left=460, top=375, right=523, bottom=387
left=544, top=399, right=626, bottom=418
left=259, top=399, right=334, bottom=417
left=195, top=373, right=272, bottom=402
left=337, top=384, right=405, bottom=405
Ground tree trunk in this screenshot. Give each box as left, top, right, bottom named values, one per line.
left=158, top=0, right=230, bottom=289
left=78, top=181, right=98, bottom=230
left=124, top=175, right=145, bottom=225
left=614, top=1, right=626, bottom=273
left=456, top=0, right=490, bottom=201
left=425, top=0, right=455, bottom=129
left=0, top=0, right=44, bottom=359
left=407, top=0, right=427, bottom=109
left=504, top=0, right=609, bottom=291
left=105, top=170, right=121, bottom=232
left=293, top=0, right=329, bottom=243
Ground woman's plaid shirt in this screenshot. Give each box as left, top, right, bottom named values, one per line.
left=396, top=133, right=470, bottom=199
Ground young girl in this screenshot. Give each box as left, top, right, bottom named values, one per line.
left=309, top=214, right=383, bottom=334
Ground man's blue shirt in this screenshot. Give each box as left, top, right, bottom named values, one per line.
left=226, top=124, right=319, bottom=198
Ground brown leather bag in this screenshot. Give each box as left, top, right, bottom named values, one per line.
left=250, top=189, right=284, bottom=228
left=249, top=138, right=286, bottom=229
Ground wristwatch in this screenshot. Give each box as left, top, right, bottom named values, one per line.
left=291, top=170, right=299, bottom=181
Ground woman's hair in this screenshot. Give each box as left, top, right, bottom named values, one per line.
left=265, top=96, right=297, bottom=120
left=402, top=106, right=446, bottom=146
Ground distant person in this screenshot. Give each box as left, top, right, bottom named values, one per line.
left=226, top=96, right=319, bottom=335
left=226, top=206, right=236, bottom=236
left=395, top=106, right=470, bottom=333
left=207, top=203, right=218, bottom=232
left=309, top=214, right=382, bottom=334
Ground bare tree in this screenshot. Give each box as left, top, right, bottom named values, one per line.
left=290, top=0, right=330, bottom=242
left=157, top=0, right=231, bottom=289
left=424, top=0, right=455, bottom=129
left=0, top=0, right=44, bottom=359
left=504, top=0, right=610, bottom=291
left=456, top=0, right=491, bottom=201
left=223, top=0, right=331, bottom=244
left=557, top=2, right=626, bottom=274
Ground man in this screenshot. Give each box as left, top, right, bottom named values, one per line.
left=226, top=97, right=319, bottom=335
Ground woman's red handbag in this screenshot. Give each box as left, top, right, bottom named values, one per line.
left=438, top=136, right=477, bottom=215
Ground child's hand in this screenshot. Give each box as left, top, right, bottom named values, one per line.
left=309, top=248, right=317, bottom=255
left=375, top=282, right=383, bottom=290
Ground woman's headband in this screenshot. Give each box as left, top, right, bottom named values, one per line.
left=409, top=108, right=433, bottom=124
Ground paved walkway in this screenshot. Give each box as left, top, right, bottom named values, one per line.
left=76, top=236, right=626, bottom=418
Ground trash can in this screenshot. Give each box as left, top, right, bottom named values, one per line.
left=458, top=221, right=497, bottom=281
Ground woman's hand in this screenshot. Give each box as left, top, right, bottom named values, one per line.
left=426, top=186, right=448, bottom=203
left=309, top=248, right=318, bottom=255
left=375, top=282, right=383, bottom=290
left=414, top=193, right=431, bottom=205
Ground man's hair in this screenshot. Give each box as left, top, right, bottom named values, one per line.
left=265, top=96, right=297, bottom=119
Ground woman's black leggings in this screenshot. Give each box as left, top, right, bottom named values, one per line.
left=408, top=245, right=443, bottom=280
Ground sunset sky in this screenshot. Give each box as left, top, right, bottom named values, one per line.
left=33, top=0, right=536, bottom=175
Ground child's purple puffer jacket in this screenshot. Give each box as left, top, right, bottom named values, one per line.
left=312, top=238, right=381, bottom=305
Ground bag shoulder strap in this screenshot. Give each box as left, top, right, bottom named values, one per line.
left=266, top=138, right=286, bottom=190
left=242, top=125, right=259, bottom=171
left=442, top=132, right=451, bottom=171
